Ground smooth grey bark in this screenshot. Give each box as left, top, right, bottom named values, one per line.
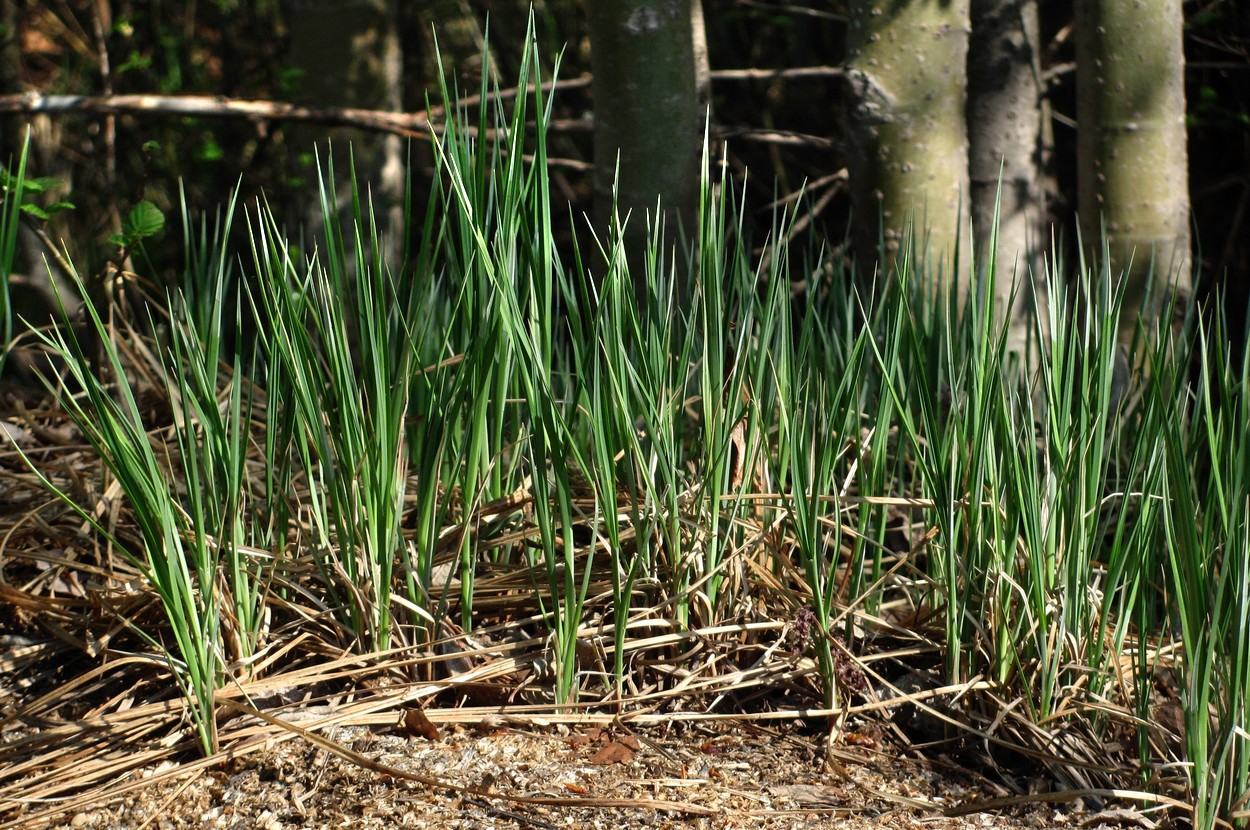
left=968, top=0, right=1045, bottom=352
left=284, top=0, right=404, bottom=247
left=1076, top=0, right=1191, bottom=349
left=587, top=0, right=708, bottom=266
left=845, top=0, right=972, bottom=292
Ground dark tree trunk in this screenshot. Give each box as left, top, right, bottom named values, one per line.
left=587, top=0, right=709, bottom=283
left=284, top=0, right=405, bottom=252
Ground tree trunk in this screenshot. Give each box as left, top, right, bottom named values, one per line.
left=283, top=0, right=405, bottom=248
left=0, top=0, right=19, bottom=153
left=587, top=0, right=708, bottom=276
left=1076, top=0, right=1191, bottom=349
left=2, top=0, right=75, bottom=310
left=967, top=0, right=1045, bottom=352
left=844, top=0, right=972, bottom=292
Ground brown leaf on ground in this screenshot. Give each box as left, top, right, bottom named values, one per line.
left=587, top=737, right=638, bottom=765
left=399, top=708, right=441, bottom=741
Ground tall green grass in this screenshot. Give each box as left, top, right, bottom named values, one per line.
left=15, top=217, right=259, bottom=756
left=10, top=20, right=1250, bottom=829
left=247, top=154, right=414, bottom=653
left=0, top=131, right=30, bottom=374
left=1160, top=303, right=1250, bottom=829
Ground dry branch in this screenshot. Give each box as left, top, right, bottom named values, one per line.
left=0, top=67, right=841, bottom=141
left=0, top=92, right=437, bottom=138
left=711, top=66, right=844, bottom=81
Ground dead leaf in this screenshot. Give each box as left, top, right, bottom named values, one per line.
left=728, top=417, right=747, bottom=489
left=399, top=708, right=440, bottom=741
left=701, top=737, right=738, bottom=754
left=588, top=738, right=637, bottom=765
left=843, top=732, right=877, bottom=748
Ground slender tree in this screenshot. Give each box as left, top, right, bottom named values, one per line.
left=844, top=0, right=972, bottom=291
left=968, top=0, right=1045, bottom=350
left=284, top=0, right=405, bottom=244
left=0, top=0, right=18, bottom=153
left=1076, top=0, right=1191, bottom=349
left=587, top=0, right=709, bottom=270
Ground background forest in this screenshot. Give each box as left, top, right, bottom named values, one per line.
left=3, top=0, right=1247, bottom=314
left=4, top=2, right=1250, bottom=830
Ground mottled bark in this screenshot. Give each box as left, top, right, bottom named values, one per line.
left=968, top=0, right=1045, bottom=351
left=1076, top=0, right=1191, bottom=348
left=845, top=0, right=972, bottom=291
left=588, top=0, right=708, bottom=263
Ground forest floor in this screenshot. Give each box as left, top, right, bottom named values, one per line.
left=14, top=715, right=1134, bottom=830
left=0, top=385, right=1172, bottom=830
